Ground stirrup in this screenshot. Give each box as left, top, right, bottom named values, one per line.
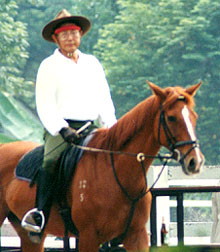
left=21, top=208, right=45, bottom=233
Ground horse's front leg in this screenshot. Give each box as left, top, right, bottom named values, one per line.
left=123, top=191, right=151, bottom=252
left=123, top=227, right=149, bottom=252
left=10, top=220, right=45, bottom=252
left=79, top=226, right=100, bottom=252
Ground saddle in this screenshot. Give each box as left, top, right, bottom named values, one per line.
left=16, top=133, right=94, bottom=236
left=16, top=142, right=83, bottom=187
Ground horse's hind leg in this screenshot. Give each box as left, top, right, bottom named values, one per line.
left=0, top=197, right=10, bottom=225
left=0, top=207, right=8, bottom=226
left=8, top=212, right=45, bottom=252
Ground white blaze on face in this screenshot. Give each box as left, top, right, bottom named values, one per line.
left=181, top=105, right=202, bottom=163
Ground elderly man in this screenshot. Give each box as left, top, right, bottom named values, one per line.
left=21, top=9, right=116, bottom=241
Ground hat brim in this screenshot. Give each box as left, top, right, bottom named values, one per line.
left=42, top=16, right=91, bottom=42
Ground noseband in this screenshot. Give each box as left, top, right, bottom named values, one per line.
left=158, top=105, right=199, bottom=164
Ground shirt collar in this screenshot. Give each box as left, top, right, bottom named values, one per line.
left=54, top=48, right=82, bottom=61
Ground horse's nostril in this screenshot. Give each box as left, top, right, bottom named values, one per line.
left=188, top=158, right=196, bottom=172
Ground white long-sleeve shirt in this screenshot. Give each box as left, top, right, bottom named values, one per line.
left=36, top=49, right=117, bottom=136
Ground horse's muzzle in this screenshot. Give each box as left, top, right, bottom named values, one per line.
left=181, top=148, right=205, bottom=175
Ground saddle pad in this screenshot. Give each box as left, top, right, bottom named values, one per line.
left=16, top=146, right=44, bottom=182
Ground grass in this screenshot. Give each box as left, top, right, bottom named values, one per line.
left=150, top=245, right=220, bottom=252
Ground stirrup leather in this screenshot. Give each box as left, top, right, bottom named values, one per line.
left=21, top=208, right=45, bottom=233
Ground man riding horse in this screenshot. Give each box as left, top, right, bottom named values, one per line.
left=21, top=9, right=117, bottom=241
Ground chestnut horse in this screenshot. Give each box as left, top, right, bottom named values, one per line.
left=0, top=82, right=204, bottom=252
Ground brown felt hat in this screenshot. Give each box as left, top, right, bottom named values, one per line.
left=42, top=9, right=91, bottom=42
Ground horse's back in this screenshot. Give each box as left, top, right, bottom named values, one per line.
left=0, top=141, right=39, bottom=175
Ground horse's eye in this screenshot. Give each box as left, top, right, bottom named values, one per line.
left=168, top=116, right=176, bottom=122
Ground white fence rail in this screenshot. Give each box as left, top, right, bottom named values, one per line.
left=148, top=165, right=220, bottom=246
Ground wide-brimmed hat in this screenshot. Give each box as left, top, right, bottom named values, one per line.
left=42, top=9, right=91, bottom=42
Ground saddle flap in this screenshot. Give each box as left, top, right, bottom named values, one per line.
left=16, top=146, right=44, bottom=182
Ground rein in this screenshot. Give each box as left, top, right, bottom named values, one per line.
left=74, top=143, right=174, bottom=162
left=158, top=105, right=199, bottom=164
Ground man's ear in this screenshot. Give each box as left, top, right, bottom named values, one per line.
left=52, top=34, right=58, bottom=44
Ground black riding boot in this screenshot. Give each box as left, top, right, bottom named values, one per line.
left=21, top=169, right=56, bottom=237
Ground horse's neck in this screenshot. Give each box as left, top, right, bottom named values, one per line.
left=113, top=95, right=160, bottom=156
left=122, top=127, right=160, bottom=173
left=109, top=96, right=161, bottom=194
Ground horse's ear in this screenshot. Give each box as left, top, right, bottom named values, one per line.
left=185, top=81, right=202, bottom=97
left=146, top=80, right=166, bottom=100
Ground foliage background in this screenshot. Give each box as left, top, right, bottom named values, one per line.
left=0, top=0, right=219, bottom=164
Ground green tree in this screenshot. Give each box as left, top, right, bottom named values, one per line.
left=0, top=0, right=33, bottom=102
left=188, top=0, right=220, bottom=164
left=96, top=0, right=159, bottom=116
left=96, top=0, right=220, bottom=164
left=0, top=0, right=42, bottom=142
left=96, top=0, right=201, bottom=115
left=156, top=0, right=220, bottom=163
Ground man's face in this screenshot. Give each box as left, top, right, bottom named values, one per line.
left=53, top=23, right=82, bottom=53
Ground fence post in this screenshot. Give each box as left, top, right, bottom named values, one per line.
left=76, top=238, right=79, bottom=250
left=150, top=196, right=157, bottom=246
left=148, top=165, right=169, bottom=246
left=177, top=193, right=184, bottom=246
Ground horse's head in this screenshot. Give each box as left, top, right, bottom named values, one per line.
left=147, top=81, right=205, bottom=175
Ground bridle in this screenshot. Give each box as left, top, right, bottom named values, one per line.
left=158, top=102, right=200, bottom=165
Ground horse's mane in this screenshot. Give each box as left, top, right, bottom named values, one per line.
left=162, top=86, right=195, bottom=109
left=92, top=86, right=195, bottom=151
left=92, top=95, right=157, bottom=151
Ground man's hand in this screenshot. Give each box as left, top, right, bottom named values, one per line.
left=59, top=127, right=80, bottom=143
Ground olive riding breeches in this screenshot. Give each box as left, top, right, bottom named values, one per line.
left=42, top=131, right=69, bottom=174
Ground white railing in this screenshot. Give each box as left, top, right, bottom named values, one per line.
left=148, top=165, right=220, bottom=246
